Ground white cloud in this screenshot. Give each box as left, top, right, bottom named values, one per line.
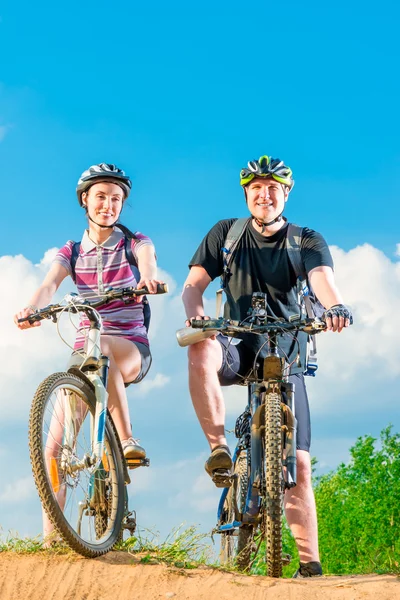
left=37, top=248, right=59, bottom=268
left=0, top=253, right=75, bottom=422
left=306, top=243, right=400, bottom=414
left=138, top=373, right=171, bottom=396
left=395, top=244, right=400, bottom=258
left=0, top=477, right=35, bottom=503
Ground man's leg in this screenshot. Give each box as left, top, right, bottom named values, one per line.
left=284, top=449, right=320, bottom=563
left=188, top=338, right=225, bottom=448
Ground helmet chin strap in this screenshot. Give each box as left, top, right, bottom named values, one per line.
left=252, top=212, right=286, bottom=233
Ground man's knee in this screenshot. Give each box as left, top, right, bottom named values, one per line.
left=188, top=338, right=223, bottom=372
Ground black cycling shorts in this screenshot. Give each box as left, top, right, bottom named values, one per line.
left=216, top=334, right=311, bottom=452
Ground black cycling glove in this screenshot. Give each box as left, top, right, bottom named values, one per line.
left=323, top=304, right=353, bottom=325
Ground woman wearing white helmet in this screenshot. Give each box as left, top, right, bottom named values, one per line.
left=15, top=163, right=163, bottom=542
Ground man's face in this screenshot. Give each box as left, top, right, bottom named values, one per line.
left=245, top=177, right=289, bottom=223
left=82, top=182, right=124, bottom=226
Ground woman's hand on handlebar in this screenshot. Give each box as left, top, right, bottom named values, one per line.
left=14, top=307, right=40, bottom=330
left=136, top=278, right=166, bottom=301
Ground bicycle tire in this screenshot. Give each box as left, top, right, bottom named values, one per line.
left=263, top=389, right=283, bottom=577
left=29, top=372, right=125, bottom=557
left=94, top=480, right=125, bottom=543
left=220, top=450, right=254, bottom=571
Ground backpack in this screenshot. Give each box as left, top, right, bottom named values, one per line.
left=70, top=226, right=151, bottom=332
left=219, top=217, right=325, bottom=376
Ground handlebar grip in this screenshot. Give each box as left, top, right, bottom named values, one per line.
left=191, top=318, right=222, bottom=329
left=135, top=283, right=169, bottom=295
left=156, top=283, right=168, bottom=294
left=17, top=314, right=42, bottom=324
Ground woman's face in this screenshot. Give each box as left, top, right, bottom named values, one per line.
left=82, top=182, right=125, bottom=227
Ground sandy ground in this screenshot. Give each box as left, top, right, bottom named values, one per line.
left=0, top=552, right=399, bottom=600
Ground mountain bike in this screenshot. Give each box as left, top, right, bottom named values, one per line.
left=18, top=283, right=168, bottom=558
left=181, top=292, right=325, bottom=577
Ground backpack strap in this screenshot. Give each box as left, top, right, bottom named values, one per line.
left=286, top=223, right=306, bottom=281
left=122, top=233, right=151, bottom=333
left=286, top=223, right=318, bottom=376
left=221, top=217, right=251, bottom=288
left=286, top=223, right=314, bottom=318
left=70, top=241, right=81, bottom=284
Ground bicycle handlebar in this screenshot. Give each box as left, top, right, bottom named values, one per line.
left=190, top=316, right=326, bottom=335
left=176, top=315, right=326, bottom=347
left=18, top=283, right=169, bottom=324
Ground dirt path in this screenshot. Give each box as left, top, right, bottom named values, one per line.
left=0, top=552, right=399, bottom=600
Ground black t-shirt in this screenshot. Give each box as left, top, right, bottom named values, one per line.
left=189, top=219, right=333, bottom=374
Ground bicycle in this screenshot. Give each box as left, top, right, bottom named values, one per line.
left=18, top=283, right=168, bottom=558
left=177, top=292, right=325, bottom=577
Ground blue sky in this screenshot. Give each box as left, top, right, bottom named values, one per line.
left=0, top=1, right=399, bottom=541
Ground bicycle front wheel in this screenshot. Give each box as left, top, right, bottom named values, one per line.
left=220, top=450, right=254, bottom=571
left=29, top=372, right=125, bottom=557
left=263, top=389, right=283, bottom=577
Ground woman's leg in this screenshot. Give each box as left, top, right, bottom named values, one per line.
left=99, top=335, right=144, bottom=450
left=43, top=390, right=87, bottom=543
left=42, top=339, right=142, bottom=541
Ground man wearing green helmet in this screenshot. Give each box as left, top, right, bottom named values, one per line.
left=182, top=155, right=353, bottom=578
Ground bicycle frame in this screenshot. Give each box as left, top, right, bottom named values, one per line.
left=216, top=330, right=298, bottom=535
left=62, top=307, right=110, bottom=475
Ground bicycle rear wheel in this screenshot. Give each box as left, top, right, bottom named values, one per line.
left=29, top=372, right=125, bottom=557
left=263, top=388, right=283, bottom=577
left=220, top=450, right=254, bottom=571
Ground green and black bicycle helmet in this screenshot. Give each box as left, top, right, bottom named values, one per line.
left=240, top=155, right=294, bottom=190
left=76, top=163, right=132, bottom=206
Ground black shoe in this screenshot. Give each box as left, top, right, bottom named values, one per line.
left=292, top=561, right=323, bottom=578
left=204, top=445, right=233, bottom=487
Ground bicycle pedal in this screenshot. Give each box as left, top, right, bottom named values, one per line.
left=125, top=457, right=150, bottom=470
left=282, top=553, right=292, bottom=565
left=212, top=469, right=234, bottom=488
left=123, top=517, right=137, bottom=535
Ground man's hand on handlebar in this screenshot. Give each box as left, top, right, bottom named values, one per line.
left=185, top=315, right=217, bottom=340
left=322, top=304, right=353, bottom=333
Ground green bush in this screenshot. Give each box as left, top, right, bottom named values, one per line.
left=315, top=426, right=400, bottom=574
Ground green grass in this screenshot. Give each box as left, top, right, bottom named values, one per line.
left=0, top=531, right=73, bottom=555
left=116, top=524, right=214, bottom=569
